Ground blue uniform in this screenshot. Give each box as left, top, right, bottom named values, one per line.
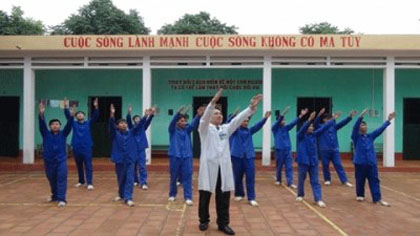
left=65, top=108, right=98, bottom=185
left=39, top=110, right=72, bottom=202
left=352, top=117, right=390, bottom=202
left=168, top=113, right=200, bottom=200
left=109, top=117, right=144, bottom=201
left=314, top=116, right=352, bottom=183
left=296, top=120, right=334, bottom=202
left=230, top=117, right=267, bottom=201
left=272, top=116, right=300, bottom=186
left=127, top=114, right=153, bottom=186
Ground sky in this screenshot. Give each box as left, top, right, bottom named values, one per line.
left=0, top=0, right=419, bottom=34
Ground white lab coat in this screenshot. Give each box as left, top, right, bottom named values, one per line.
left=198, top=103, right=254, bottom=193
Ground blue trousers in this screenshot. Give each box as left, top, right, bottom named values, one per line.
left=115, top=161, right=134, bottom=201
left=231, top=156, right=256, bottom=201
left=44, top=160, right=68, bottom=202
left=297, top=164, right=322, bottom=202
left=275, top=149, right=293, bottom=186
left=355, top=164, right=381, bottom=202
left=320, top=149, right=348, bottom=183
left=169, top=156, right=193, bottom=200
left=73, top=146, right=93, bottom=185
left=133, top=150, right=147, bottom=185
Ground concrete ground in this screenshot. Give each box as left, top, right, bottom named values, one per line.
left=0, top=167, right=420, bottom=236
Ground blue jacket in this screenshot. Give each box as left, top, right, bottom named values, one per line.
left=39, top=110, right=73, bottom=163
left=109, top=117, right=144, bottom=164
left=314, top=116, right=352, bottom=151
left=296, top=120, right=335, bottom=166
left=65, top=108, right=98, bottom=148
left=127, top=114, right=154, bottom=150
left=272, top=116, right=300, bottom=151
left=352, top=117, right=390, bottom=165
left=168, top=112, right=201, bottom=159
left=230, top=118, right=267, bottom=159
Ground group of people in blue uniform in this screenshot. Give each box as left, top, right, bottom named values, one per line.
left=38, top=93, right=395, bottom=215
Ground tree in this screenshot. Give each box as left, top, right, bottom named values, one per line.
left=158, top=12, right=238, bottom=35
left=50, top=0, right=150, bottom=35
left=0, top=6, right=45, bottom=35
left=299, top=22, right=354, bottom=34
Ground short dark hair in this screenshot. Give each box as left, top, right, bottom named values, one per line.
left=178, top=114, right=189, bottom=121
left=322, top=113, right=332, bottom=120
left=75, top=111, right=85, bottom=116
left=132, top=115, right=140, bottom=121
left=116, top=119, right=127, bottom=125
left=361, top=121, right=367, bottom=125
left=49, top=119, right=61, bottom=126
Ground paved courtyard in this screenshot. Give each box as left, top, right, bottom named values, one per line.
left=1, top=168, right=420, bottom=236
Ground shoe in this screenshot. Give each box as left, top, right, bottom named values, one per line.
left=324, top=181, right=331, bottom=186
left=87, top=185, right=94, bottom=190
left=185, top=199, right=193, bottom=206
left=218, top=225, right=235, bottom=235
left=234, top=196, right=243, bottom=201
left=114, top=196, right=122, bottom=202
left=288, top=184, right=297, bottom=189
left=126, top=200, right=135, bottom=207
left=275, top=181, right=281, bottom=186
left=344, top=182, right=353, bottom=187
left=356, top=197, right=365, bottom=202
left=317, top=201, right=327, bottom=208
left=377, top=200, right=391, bottom=207
left=134, top=182, right=139, bottom=186
left=141, top=185, right=148, bottom=190
left=46, top=197, right=57, bottom=203
left=57, top=201, right=66, bottom=207
left=75, top=183, right=83, bottom=188
left=199, top=222, right=209, bottom=231
left=296, top=197, right=303, bottom=202
left=249, top=200, right=259, bottom=207
left=168, top=196, right=176, bottom=202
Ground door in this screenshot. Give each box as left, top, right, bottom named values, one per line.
left=89, top=96, right=122, bottom=157
left=0, top=96, right=20, bottom=157
left=403, top=98, right=420, bottom=160
left=192, top=96, right=228, bottom=158
left=296, top=97, right=332, bottom=129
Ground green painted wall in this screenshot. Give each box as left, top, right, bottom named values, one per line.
left=3, top=67, right=420, bottom=154
left=151, top=68, right=263, bottom=148
left=34, top=70, right=142, bottom=147
left=0, top=69, right=23, bottom=148
left=272, top=69, right=384, bottom=152
left=395, top=69, right=420, bottom=153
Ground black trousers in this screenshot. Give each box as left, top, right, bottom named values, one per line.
left=199, top=169, right=231, bottom=227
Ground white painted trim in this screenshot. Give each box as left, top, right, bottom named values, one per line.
left=383, top=56, right=395, bottom=167
left=23, top=57, right=35, bottom=164
left=262, top=56, right=272, bottom=166
left=142, top=56, right=152, bottom=165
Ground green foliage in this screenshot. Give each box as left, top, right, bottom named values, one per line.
left=158, top=12, right=238, bottom=35
left=299, top=22, right=354, bottom=34
left=0, top=6, right=45, bottom=35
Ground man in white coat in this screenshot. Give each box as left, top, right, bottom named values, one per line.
left=198, top=88, right=263, bottom=235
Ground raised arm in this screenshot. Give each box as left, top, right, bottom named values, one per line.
left=89, top=98, right=99, bottom=125
left=109, top=104, right=117, bottom=139
left=199, top=89, right=223, bottom=135
left=314, top=119, right=335, bottom=137
left=335, top=111, right=355, bottom=130
left=126, top=105, right=134, bottom=129
left=168, top=112, right=181, bottom=133
left=285, top=108, right=308, bottom=131
left=186, top=106, right=204, bottom=133
left=38, top=102, right=48, bottom=137
left=226, top=94, right=262, bottom=136
left=250, top=111, right=270, bottom=134
left=352, top=109, right=368, bottom=141
left=63, top=110, right=74, bottom=137
left=63, top=97, right=72, bottom=120
left=370, top=112, right=395, bottom=140
left=144, top=107, right=156, bottom=130
left=297, top=121, right=310, bottom=140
